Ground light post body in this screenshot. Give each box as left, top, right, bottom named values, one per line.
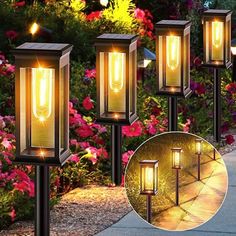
left=140, top=160, right=159, bottom=223
left=95, top=34, right=138, bottom=185
left=195, top=139, right=202, bottom=181
left=202, top=9, right=232, bottom=142
left=213, top=148, right=216, bottom=160
left=155, top=20, right=191, bottom=131
left=12, top=42, right=73, bottom=236
left=172, top=148, right=182, bottom=206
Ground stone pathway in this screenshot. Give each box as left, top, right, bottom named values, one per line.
left=0, top=186, right=131, bottom=236
left=96, top=149, right=236, bottom=236
left=152, top=155, right=227, bottom=230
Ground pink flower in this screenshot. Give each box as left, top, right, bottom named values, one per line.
left=134, top=8, right=145, bottom=21
left=122, top=121, right=143, bottom=137
left=86, top=11, right=103, bottom=21
left=5, top=31, right=18, bottom=40
left=1, top=138, right=13, bottom=150
left=78, top=142, right=90, bottom=149
left=76, top=125, right=94, bottom=138
left=70, top=154, right=80, bottom=163
left=84, top=147, right=98, bottom=164
left=225, top=135, right=235, bottom=145
left=70, top=113, right=86, bottom=126
left=147, top=124, right=157, bottom=135
left=70, top=139, right=77, bottom=146
left=183, top=119, right=191, bottom=132
left=97, top=148, right=109, bottom=158
left=9, top=208, right=16, bottom=222
left=122, top=151, right=134, bottom=165
left=82, top=96, right=94, bottom=110
left=85, top=69, right=96, bottom=78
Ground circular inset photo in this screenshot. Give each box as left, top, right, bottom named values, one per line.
left=125, top=132, right=228, bottom=231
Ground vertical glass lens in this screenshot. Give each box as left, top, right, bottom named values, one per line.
left=212, top=21, right=224, bottom=61
left=166, top=36, right=181, bottom=87
left=32, top=68, right=53, bottom=122
left=145, top=167, right=153, bottom=191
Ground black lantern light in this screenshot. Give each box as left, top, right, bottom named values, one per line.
left=95, top=34, right=138, bottom=186
left=155, top=20, right=191, bottom=131
left=202, top=9, right=232, bottom=143
left=95, top=34, right=138, bottom=125
left=155, top=20, right=191, bottom=97
left=140, top=160, right=159, bottom=223
left=12, top=42, right=73, bottom=236
left=195, top=138, right=203, bottom=181
left=13, top=42, right=73, bottom=165
left=171, top=147, right=182, bottom=205
left=202, top=9, right=232, bottom=68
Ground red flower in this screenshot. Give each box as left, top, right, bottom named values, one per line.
left=82, top=96, right=94, bottom=110
left=13, top=1, right=25, bottom=7
left=134, top=8, right=145, bottom=21
left=76, top=125, right=94, bottom=138
left=193, top=56, right=202, bottom=67
left=226, top=83, right=236, bottom=94
left=86, top=11, right=102, bottom=21
left=122, top=121, right=143, bottom=137
left=9, top=208, right=16, bottom=222
left=97, top=148, right=109, bottom=158
left=183, top=119, right=191, bottom=132
left=85, top=69, right=96, bottom=78
left=147, top=124, right=157, bottom=135
left=225, top=135, right=235, bottom=145
left=5, top=30, right=18, bottom=40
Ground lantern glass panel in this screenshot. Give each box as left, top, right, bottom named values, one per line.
left=195, top=139, right=202, bottom=154
left=60, top=65, right=68, bottom=153
left=184, top=34, right=190, bottom=88
left=31, top=68, right=55, bottom=149
left=172, top=149, right=181, bottom=169
left=212, top=21, right=224, bottom=61
left=166, top=35, right=181, bottom=88
left=158, top=36, right=163, bottom=89
left=129, top=51, right=136, bottom=115
left=108, top=52, right=126, bottom=113
left=20, top=67, right=55, bottom=158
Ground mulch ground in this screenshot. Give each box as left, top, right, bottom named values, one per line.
left=0, top=186, right=131, bottom=236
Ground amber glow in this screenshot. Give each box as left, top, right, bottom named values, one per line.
left=174, top=151, right=180, bottom=167
left=145, top=167, right=153, bottom=190
left=40, top=151, right=45, bottom=157
left=231, top=47, right=236, bottom=55
left=109, top=52, right=125, bottom=93
left=30, top=23, right=39, bottom=35
left=196, top=140, right=202, bottom=154
left=212, top=21, right=223, bottom=49
left=167, top=35, right=180, bottom=71
left=32, top=68, right=53, bottom=122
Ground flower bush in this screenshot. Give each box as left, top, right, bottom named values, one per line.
left=0, top=0, right=236, bottom=230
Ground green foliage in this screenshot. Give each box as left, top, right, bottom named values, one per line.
left=103, top=0, right=137, bottom=33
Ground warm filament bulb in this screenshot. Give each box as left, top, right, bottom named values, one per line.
left=196, top=142, right=201, bottom=154
left=174, top=152, right=180, bottom=166
left=32, top=68, right=53, bottom=122
left=212, top=21, right=223, bottom=48
left=145, top=167, right=153, bottom=190
left=167, top=35, right=180, bottom=71
left=109, top=52, right=125, bottom=93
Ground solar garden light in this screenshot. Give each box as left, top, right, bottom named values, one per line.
left=202, top=9, right=232, bottom=142
left=95, top=34, right=138, bottom=185
left=140, top=160, right=159, bottom=223
left=231, top=39, right=236, bottom=82
left=12, top=42, right=73, bottom=236
left=195, top=138, right=203, bottom=181
left=155, top=20, right=191, bottom=131
left=172, top=148, right=182, bottom=206
left=138, top=47, right=156, bottom=83
left=30, top=22, right=53, bottom=41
